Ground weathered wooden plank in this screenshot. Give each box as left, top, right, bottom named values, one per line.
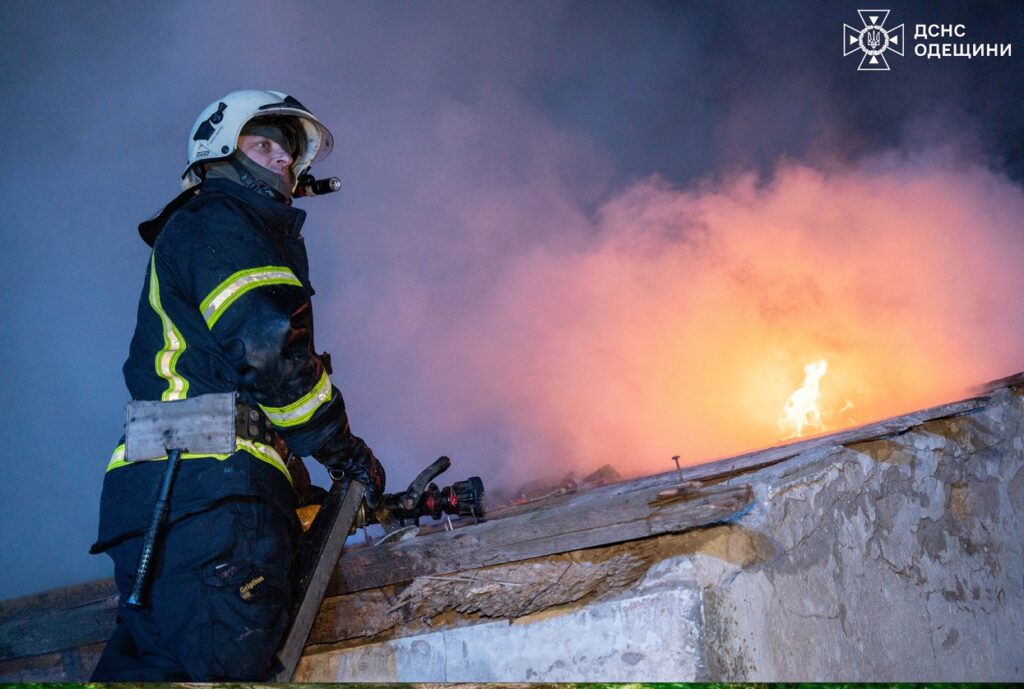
left=0, top=641, right=106, bottom=683
left=0, top=578, right=116, bottom=622
left=0, top=649, right=68, bottom=682
left=0, top=594, right=117, bottom=662
left=0, top=483, right=748, bottom=659
left=272, top=479, right=365, bottom=681
left=329, top=481, right=754, bottom=596
left=59, top=647, right=85, bottom=681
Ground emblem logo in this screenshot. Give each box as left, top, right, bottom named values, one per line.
left=193, top=102, right=227, bottom=141
left=844, top=10, right=904, bottom=71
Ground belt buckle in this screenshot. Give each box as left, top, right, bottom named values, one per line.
left=236, top=401, right=276, bottom=445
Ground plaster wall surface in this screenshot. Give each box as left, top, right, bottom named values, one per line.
left=699, top=388, right=1024, bottom=681
left=295, top=588, right=701, bottom=682
left=298, top=388, right=1024, bottom=681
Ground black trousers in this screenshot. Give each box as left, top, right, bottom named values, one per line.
left=91, top=497, right=298, bottom=681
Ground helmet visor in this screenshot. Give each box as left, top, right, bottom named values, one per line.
left=241, top=116, right=306, bottom=159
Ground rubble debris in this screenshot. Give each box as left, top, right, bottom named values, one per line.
left=509, top=464, right=622, bottom=505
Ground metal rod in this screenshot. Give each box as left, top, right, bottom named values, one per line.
left=124, top=448, right=184, bottom=608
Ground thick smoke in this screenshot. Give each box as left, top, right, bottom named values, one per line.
left=327, top=130, right=1024, bottom=490
left=2, top=0, right=1022, bottom=600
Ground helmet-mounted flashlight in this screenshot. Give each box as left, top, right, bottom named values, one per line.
left=294, top=174, right=341, bottom=198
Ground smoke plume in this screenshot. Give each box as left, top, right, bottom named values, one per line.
left=330, top=142, right=1024, bottom=490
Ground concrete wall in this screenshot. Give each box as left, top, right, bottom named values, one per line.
left=297, top=387, right=1024, bottom=681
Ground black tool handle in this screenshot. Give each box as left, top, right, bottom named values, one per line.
left=124, top=448, right=184, bottom=608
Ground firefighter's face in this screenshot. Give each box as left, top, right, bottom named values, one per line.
left=237, top=134, right=294, bottom=184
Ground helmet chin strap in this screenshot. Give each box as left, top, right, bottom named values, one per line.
left=204, top=152, right=294, bottom=203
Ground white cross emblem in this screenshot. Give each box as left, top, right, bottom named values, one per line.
left=844, top=10, right=904, bottom=71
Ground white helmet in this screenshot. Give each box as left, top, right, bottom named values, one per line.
left=183, top=89, right=334, bottom=191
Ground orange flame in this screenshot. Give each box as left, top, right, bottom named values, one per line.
left=777, top=359, right=828, bottom=439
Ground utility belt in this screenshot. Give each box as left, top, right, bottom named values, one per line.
left=124, top=392, right=280, bottom=461
left=122, top=393, right=313, bottom=499
left=113, top=393, right=307, bottom=610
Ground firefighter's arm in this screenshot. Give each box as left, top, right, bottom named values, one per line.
left=216, top=292, right=387, bottom=506
left=157, top=200, right=386, bottom=502
left=213, top=285, right=386, bottom=505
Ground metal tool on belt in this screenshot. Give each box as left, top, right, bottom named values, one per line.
left=123, top=392, right=276, bottom=462
left=121, top=393, right=270, bottom=607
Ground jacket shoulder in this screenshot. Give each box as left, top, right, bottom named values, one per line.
left=157, top=188, right=264, bottom=253
left=178, top=187, right=256, bottom=227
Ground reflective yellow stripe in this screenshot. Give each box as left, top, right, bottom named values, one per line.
left=149, top=254, right=189, bottom=401
left=106, top=444, right=129, bottom=472
left=105, top=440, right=291, bottom=483
left=200, top=266, right=302, bottom=328
left=259, top=370, right=332, bottom=428
left=237, top=439, right=290, bottom=480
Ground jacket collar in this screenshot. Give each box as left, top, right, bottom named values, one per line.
left=139, top=178, right=309, bottom=246
left=202, top=178, right=307, bottom=238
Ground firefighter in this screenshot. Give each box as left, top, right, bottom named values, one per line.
left=89, top=90, right=385, bottom=680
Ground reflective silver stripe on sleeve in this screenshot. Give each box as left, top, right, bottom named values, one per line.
left=259, top=370, right=333, bottom=428
left=200, top=266, right=303, bottom=328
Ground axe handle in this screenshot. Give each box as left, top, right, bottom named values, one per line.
left=124, top=448, right=184, bottom=608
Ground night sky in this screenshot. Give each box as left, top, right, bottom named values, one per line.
left=2, top=1, right=1023, bottom=600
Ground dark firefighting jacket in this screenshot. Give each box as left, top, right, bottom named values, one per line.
left=95, top=178, right=349, bottom=550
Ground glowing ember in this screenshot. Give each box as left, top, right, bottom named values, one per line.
left=778, top=359, right=828, bottom=439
